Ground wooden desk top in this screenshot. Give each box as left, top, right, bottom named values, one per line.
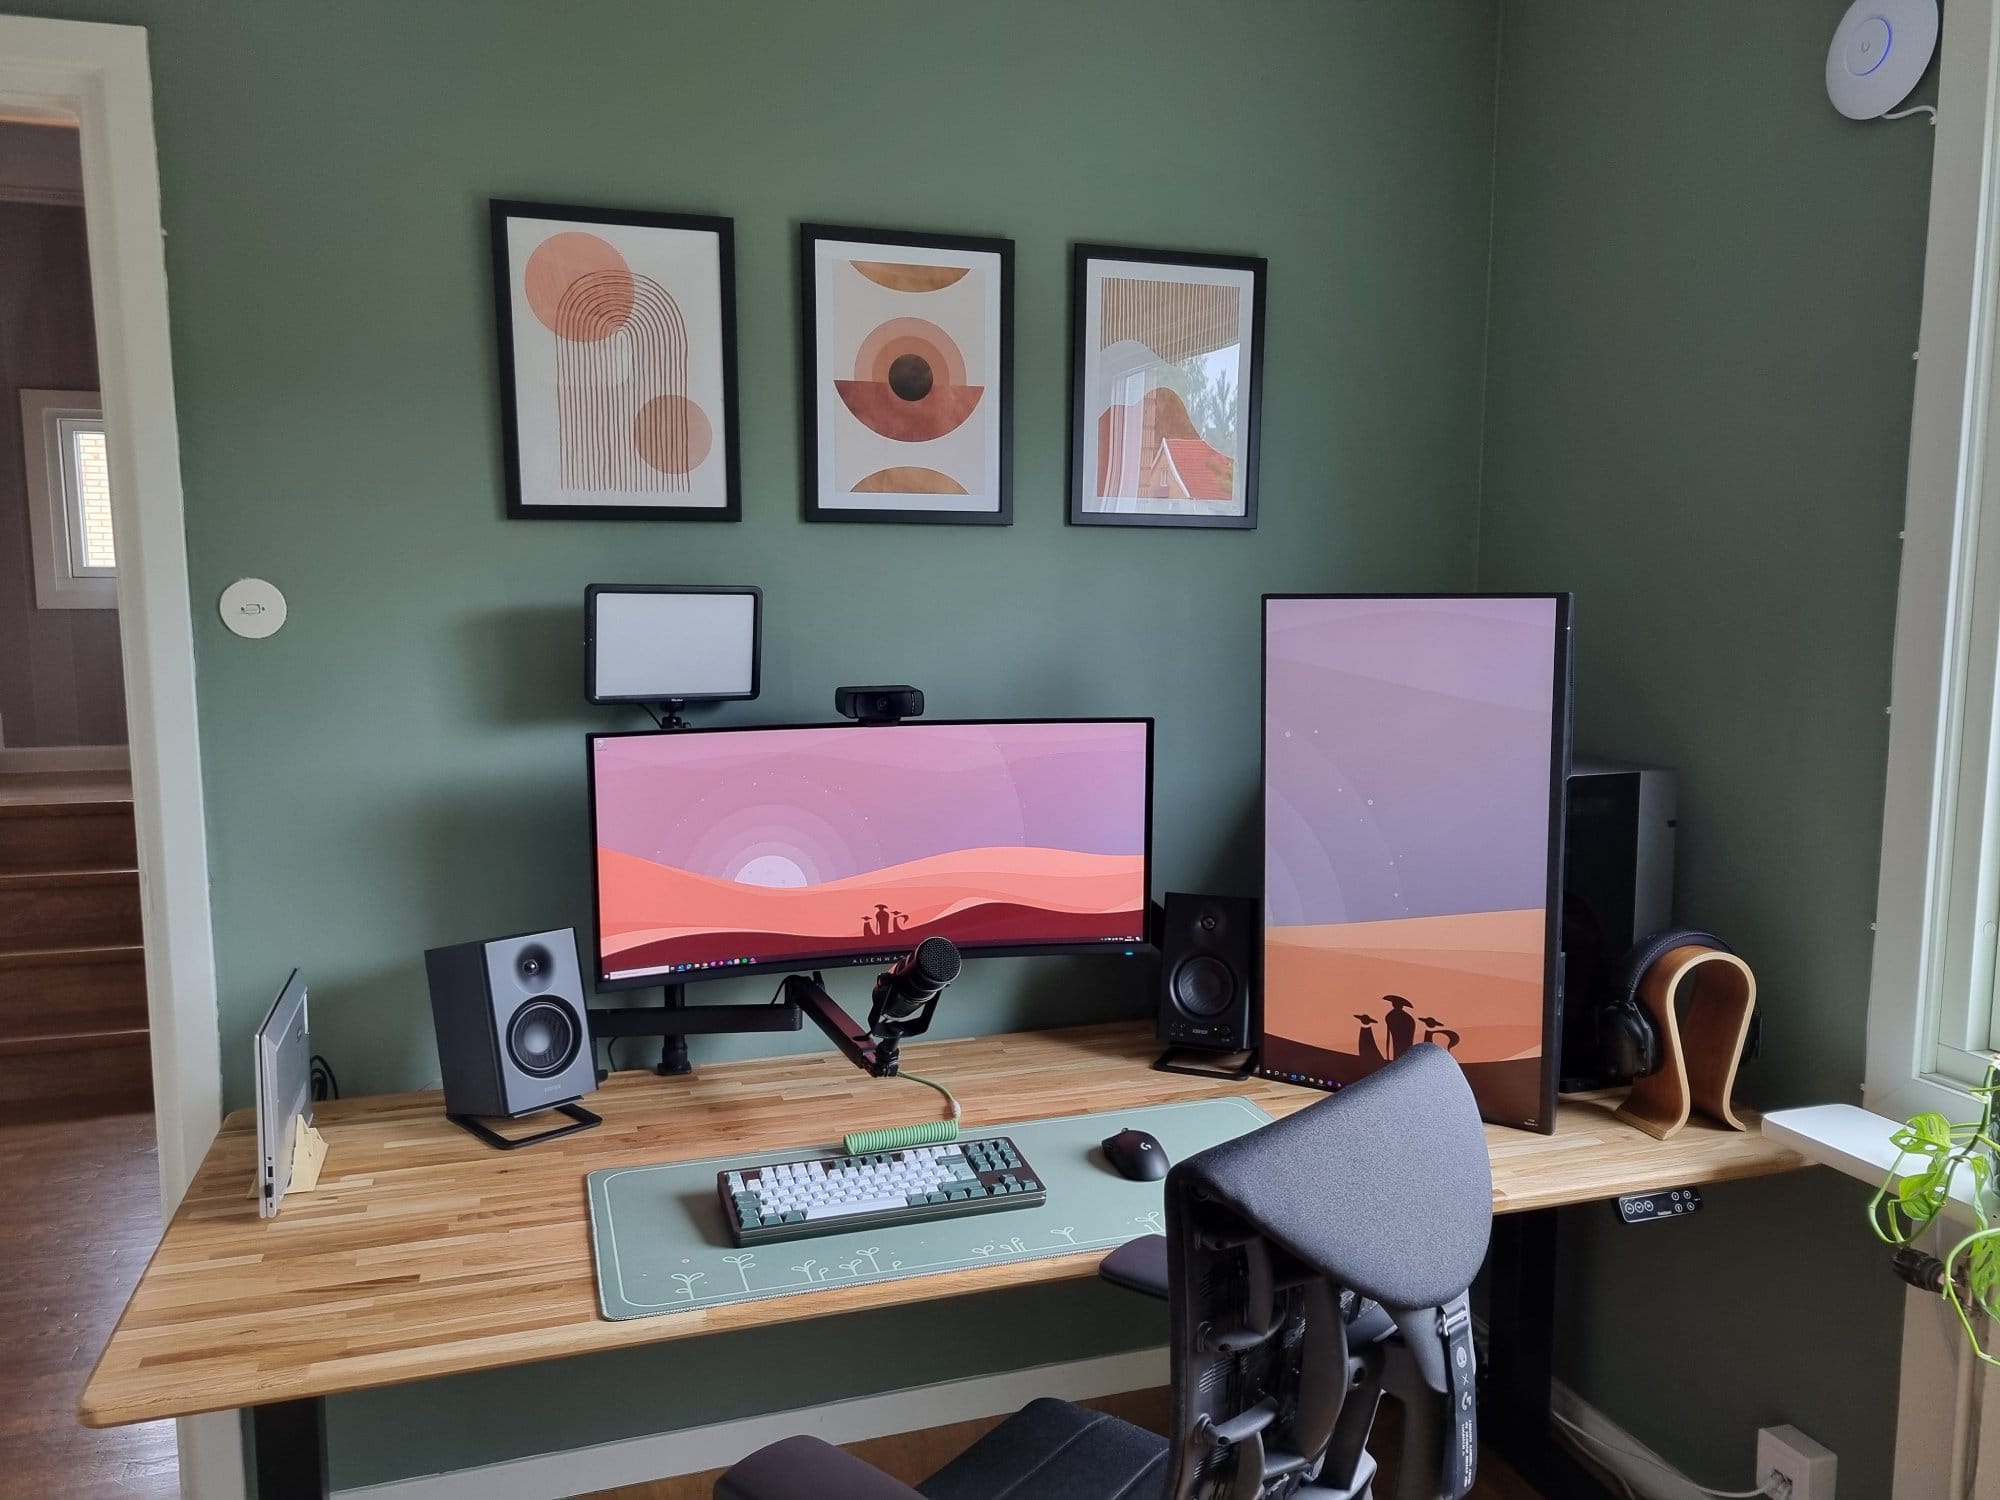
left=80, top=1022, right=1803, bottom=1427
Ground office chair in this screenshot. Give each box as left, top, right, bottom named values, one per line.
left=715, top=1043, right=1492, bottom=1500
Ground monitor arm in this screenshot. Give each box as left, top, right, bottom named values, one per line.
left=785, top=969, right=943, bottom=1078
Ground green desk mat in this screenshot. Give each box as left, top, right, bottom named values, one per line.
left=587, top=1095, right=1272, bottom=1321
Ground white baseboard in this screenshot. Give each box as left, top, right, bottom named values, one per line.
left=1550, top=1380, right=1746, bottom=1500
left=0, top=743, right=129, bottom=773
left=333, top=1346, right=1169, bottom=1500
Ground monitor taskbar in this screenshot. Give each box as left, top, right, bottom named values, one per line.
left=606, top=933, right=1148, bottom=984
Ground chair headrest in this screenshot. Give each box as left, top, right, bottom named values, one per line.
left=1175, top=1044, right=1493, bottom=1309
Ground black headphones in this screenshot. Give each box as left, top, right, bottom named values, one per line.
left=1599, top=928, right=1732, bottom=1081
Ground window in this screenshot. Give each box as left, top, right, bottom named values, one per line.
left=19, top=388, right=116, bottom=609
left=1866, top=15, right=2000, bottom=1117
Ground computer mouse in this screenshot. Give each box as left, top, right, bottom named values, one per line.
left=1102, top=1128, right=1169, bottom=1181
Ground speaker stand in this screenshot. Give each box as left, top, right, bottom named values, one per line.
left=448, top=1101, right=601, bottom=1151
left=590, top=981, right=804, bottom=1079
left=1154, top=1046, right=1257, bottom=1080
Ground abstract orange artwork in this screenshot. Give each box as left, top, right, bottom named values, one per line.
left=1069, top=245, right=1265, bottom=530
left=803, top=225, right=1013, bottom=525
left=494, top=201, right=740, bottom=520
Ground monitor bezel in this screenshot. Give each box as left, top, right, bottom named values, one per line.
left=1256, top=592, right=1573, bottom=1134
left=586, top=716, right=1157, bottom=990
left=584, top=584, right=764, bottom=707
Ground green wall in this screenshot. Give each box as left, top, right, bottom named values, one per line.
left=95, top=0, right=1495, bottom=1101
left=1477, top=3, right=1929, bottom=1493
left=0, top=0, right=1502, bottom=1488
left=4, top=0, right=1938, bottom=1490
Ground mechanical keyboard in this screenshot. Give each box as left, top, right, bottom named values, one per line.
left=719, top=1136, right=1045, bottom=1246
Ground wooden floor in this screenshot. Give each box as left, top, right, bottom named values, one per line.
left=587, top=1389, right=1546, bottom=1499
left=0, top=1109, right=175, bottom=1500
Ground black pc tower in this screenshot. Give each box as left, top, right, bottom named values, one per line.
left=1559, top=757, right=1677, bottom=1091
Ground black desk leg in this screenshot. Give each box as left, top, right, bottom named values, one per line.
left=251, top=1397, right=329, bottom=1499
left=1483, top=1208, right=1620, bottom=1499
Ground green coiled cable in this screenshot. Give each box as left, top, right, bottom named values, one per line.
left=841, top=1070, right=962, bottom=1155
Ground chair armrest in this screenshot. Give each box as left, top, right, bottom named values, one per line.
left=714, top=1435, right=929, bottom=1500
left=1099, top=1234, right=1169, bottom=1298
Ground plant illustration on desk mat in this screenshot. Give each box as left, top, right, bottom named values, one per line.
left=1872, top=1060, right=2000, bottom=1359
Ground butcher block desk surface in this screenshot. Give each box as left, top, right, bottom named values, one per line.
left=81, top=1020, right=1804, bottom=1428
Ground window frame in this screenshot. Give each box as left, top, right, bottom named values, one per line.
left=19, top=386, right=116, bottom=609
left=1866, top=0, right=2000, bottom=1121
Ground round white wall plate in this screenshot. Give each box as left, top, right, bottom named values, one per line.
left=1826, top=0, right=1938, bottom=120
left=220, top=577, right=287, bottom=639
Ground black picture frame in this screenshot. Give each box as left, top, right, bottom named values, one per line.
left=1066, top=242, right=1266, bottom=531
left=491, top=199, right=742, bottom=522
left=799, top=222, right=1014, bottom=526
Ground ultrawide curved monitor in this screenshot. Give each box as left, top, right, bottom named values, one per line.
left=589, top=719, right=1153, bottom=987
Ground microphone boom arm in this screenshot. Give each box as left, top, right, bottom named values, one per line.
left=787, top=939, right=959, bottom=1078
left=786, top=972, right=943, bottom=1077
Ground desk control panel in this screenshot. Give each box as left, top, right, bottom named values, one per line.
left=1614, top=1185, right=1704, bottom=1224
left=719, top=1136, right=1047, bottom=1246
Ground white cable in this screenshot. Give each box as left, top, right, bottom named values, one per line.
left=1550, top=1410, right=1770, bottom=1498
left=1881, top=102, right=1938, bottom=121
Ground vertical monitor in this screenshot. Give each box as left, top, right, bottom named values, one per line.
left=589, top=719, right=1153, bottom=986
left=1260, top=595, right=1571, bottom=1132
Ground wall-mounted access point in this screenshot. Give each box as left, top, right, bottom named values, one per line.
left=1826, top=0, right=1938, bottom=120
left=219, top=578, right=287, bottom=639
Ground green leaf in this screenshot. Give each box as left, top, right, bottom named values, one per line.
left=1969, top=1235, right=2000, bottom=1309
left=1892, top=1113, right=1958, bottom=1157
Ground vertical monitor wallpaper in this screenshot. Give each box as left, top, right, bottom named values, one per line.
left=593, top=721, right=1150, bottom=983
left=1262, top=597, right=1567, bottom=1127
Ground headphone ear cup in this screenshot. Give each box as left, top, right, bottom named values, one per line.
left=1597, top=1001, right=1658, bottom=1080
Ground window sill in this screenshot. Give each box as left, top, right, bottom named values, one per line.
left=1764, top=1103, right=1986, bottom=1221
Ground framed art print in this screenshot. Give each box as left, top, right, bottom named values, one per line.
left=492, top=200, right=741, bottom=521
left=801, top=224, right=1012, bottom=525
left=1068, top=244, right=1265, bottom=530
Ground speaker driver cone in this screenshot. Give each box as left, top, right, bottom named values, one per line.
left=508, top=998, right=581, bottom=1078
left=1171, top=954, right=1236, bottom=1019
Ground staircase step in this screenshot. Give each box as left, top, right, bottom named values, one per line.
left=0, top=804, right=137, bottom=874
left=0, top=1026, right=148, bottom=1056
left=0, top=1027, right=152, bottom=1120
left=0, top=946, right=147, bottom=1041
left=0, top=871, right=142, bottom=952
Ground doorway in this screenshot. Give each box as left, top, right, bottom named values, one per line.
left=0, top=16, right=230, bottom=1500
left=0, top=107, right=172, bottom=1496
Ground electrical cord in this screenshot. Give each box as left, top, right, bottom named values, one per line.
left=1550, top=1410, right=1768, bottom=1498
left=842, top=1070, right=962, bottom=1154
left=308, top=1054, right=339, bottom=1102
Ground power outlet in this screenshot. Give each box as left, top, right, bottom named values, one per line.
left=1757, top=1425, right=1836, bottom=1500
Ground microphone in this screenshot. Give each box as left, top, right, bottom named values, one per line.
left=870, top=936, right=962, bottom=1033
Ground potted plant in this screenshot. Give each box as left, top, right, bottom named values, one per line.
left=1874, top=1063, right=2000, bottom=1358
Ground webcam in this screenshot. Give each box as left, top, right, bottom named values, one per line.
left=835, top=685, right=925, bottom=724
